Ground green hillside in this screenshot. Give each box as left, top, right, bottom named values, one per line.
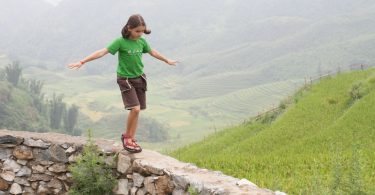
left=170, top=69, right=375, bottom=194
left=0, top=80, right=49, bottom=132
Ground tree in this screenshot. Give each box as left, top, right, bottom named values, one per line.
left=5, top=61, right=22, bottom=86
left=27, top=79, right=44, bottom=96
left=49, top=93, right=66, bottom=129
left=64, top=104, right=79, bottom=134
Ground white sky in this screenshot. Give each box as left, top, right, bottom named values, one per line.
left=42, top=0, right=64, bottom=6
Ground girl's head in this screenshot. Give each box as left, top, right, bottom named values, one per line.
left=121, top=14, right=151, bottom=39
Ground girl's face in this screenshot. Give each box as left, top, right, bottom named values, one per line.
left=128, top=25, right=146, bottom=40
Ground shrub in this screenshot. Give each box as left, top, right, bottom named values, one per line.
left=68, top=129, right=116, bottom=195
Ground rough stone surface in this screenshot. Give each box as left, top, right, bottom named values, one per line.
left=13, top=145, right=33, bottom=160
left=237, top=178, right=258, bottom=188
left=29, top=174, right=52, bottom=182
left=0, top=135, right=23, bottom=147
left=14, top=177, right=30, bottom=186
left=144, top=177, right=157, bottom=195
left=31, top=164, right=45, bottom=173
left=117, top=153, right=131, bottom=174
left=15, top=166, right=31, bottom=177
left=132, top=172, right=144, bottom=187
left=0, top=178, right=9, bottom=190
left=23, top=138, right=50, bottom=149
left=47, top=178, right=63, bottom=191
left=48, top=163, right=66, bottom=173
left=0, top=129, right=275, bottom=195
left=0, top=171, right=15, bottom=182
left=9, top=183, right=22, bottom=195
left=114, top=179, right=128, bottom=195
left=3, top=159, right=21, bottom=172
left=0, top=148, right=12, bottom=160
left=155, top=175, right=174, bottom=195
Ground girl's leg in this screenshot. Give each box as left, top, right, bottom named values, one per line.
left=125, top=105, right=141, bottom=139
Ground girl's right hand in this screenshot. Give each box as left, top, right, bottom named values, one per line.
left=67, top=61, right=84, bottom=70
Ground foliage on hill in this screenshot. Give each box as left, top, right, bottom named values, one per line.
left=0, top=62, right=81, bottom=135
left=170, top=69, right=375, bottom=194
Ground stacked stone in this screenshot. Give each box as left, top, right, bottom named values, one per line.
left=0, top=131, right=277, bottom=195
left=113, top=153, right=185, bottom=195
left=0, top=135, right=79, bottom=195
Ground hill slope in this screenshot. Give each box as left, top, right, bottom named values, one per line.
left=170, top=69, right=375, bottom=194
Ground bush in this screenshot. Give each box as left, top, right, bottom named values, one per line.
left=68, top=129, right=116, bottom=195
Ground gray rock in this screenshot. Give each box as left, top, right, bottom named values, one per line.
left=16, top=160, right=27, bottom=166
left=0, top=171, right=15, bottom=182
left=31, top=165, right=45, bottom=173
left=236, top=178, right=258, bottom=188
left=16, top=166, right=31, bottom=177
left=14, top=177, right=30, bottom=186
left=0, top=135, right=23, bottom=147
left=130, top=187, right=138, bottom=195
left=39, top=161, right=54, bottom=166
left=143, top=177, right=156, bottom=195
left=3, top=159, right=21, bottom=172
left=60, top=143, right=69, bottom=149
left=28, top=174, right=52, bottom=182
left=47, top=178, right=63, bottom=190
left=37, top=182, right=52, bottom=194
left=0, top=148, right=12, bottom=160
left=22, top=186, right=36, bottom=194
left=105, top=155, right=116, bottom=168
left=31, top=181, right=38, bottom=190
left=172, top=174, right=189, bottom=190
left=132, top=173, right=144, bottom=187
left=137, top=187, right=147, bottom=195
left=33, top=145, right=67, bottom=163
left=56, top=174, right=67, bottom=181
left=9, top=183, right=22, bottom=194
left=48, top=163, right=66, bottom=173
left=132, top=160, right=150, bottom=176
left=133, top=159, right=164, bottom=175
left=117, top=153, right=131, bottom=174
left=114, top=179, right=128, bottom=195
left=65, top=146, right=75, bottom=154
left=23, top=138, right=50, bottom=149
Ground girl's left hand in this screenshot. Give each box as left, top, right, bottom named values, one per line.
left=166, top=59, right=178, bottom=66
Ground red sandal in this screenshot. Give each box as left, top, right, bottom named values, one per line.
left=121, top=134, right=142, bottom=153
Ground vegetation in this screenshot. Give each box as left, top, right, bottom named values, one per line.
left=4, top=61, right=22, bottom=86
left=68, top=129, right=116, bottom=195
left=0, top=61, right=81, bottom=135
left=170, top=69, right=375, bottom=194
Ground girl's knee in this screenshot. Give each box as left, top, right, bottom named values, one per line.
left=131, top=106, right=141, bottom=113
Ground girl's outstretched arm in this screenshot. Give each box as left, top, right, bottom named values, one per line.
left=67, top=48, right=109, bottom=69
left=148, top=49, right=177, bottom=66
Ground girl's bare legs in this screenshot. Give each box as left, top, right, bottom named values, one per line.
left=125, top=106, right=141, bottom=142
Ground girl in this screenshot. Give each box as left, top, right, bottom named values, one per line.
left=68, top=14, right=177, bottom=153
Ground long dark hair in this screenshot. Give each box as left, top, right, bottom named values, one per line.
left=121, top=14, right=151, bottom=39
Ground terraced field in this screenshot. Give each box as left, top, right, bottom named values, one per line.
left=171, top=69, right=375, bottom=194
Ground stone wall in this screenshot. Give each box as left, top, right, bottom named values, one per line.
left=0, top=130, right=276, bottom=195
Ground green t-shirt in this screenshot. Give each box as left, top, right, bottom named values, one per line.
left=107, top=37, right=151, bottom=78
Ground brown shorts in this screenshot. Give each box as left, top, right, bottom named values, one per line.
left=117, top=74, right=147, bottom=110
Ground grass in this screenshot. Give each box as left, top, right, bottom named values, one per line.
left=170, top=69, right=375, bottom=194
